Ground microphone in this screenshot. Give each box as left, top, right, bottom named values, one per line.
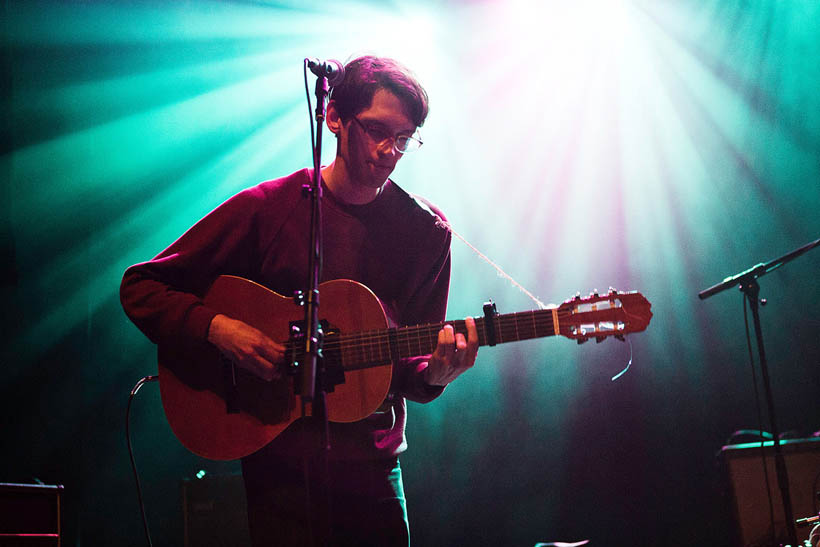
left=306, top=58, right=345, bottom=87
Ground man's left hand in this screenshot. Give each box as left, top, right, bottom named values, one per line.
left=424, top=317, right=479, bottom=386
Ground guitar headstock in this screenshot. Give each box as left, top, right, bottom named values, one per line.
left=557, top=289, right=652, bottom=343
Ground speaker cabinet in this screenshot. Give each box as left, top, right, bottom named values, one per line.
left=0, top=483, right=63, bottom=546
left=181, top=473, right=250, bottom=547
left=722, top=437, right=820, bottom=546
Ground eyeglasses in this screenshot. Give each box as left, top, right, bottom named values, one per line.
left=350, top=116, right=423, bottom=154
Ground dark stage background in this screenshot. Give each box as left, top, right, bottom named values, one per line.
left=3, top=1, right=819, bottom=545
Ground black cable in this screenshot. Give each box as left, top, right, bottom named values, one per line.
left=304, top=58, right=316, bottom=172
left=126, top=375, right=159, bottom=547
left=743, top=295, right=776, bottom=544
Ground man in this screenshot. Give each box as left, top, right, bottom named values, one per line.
left=121, top=55, right=478, bottom=546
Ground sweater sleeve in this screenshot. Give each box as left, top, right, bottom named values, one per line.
left=120, top=187, right=264, bottom=349
left=392, top=223, right=452, bottom=404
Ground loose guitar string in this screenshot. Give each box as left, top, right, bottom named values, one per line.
left=434, top=215, right=633, bottom=382
left=433, top=216, right=550, bottom=310
left=307, top=216, right=632, bottom=380
left=313, top=215, right=552, bottom=355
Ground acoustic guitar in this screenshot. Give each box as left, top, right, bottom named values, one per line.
left=158, top=275, right=652, bottom=460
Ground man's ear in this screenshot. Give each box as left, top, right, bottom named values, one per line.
left=326, top=100, right=343, bottom=136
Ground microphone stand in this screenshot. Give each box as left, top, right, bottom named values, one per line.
left=699, top=236, right=820, bottom=546
left=302, top=71, right=327, bottom=414
left=300, top=63, right=333, bottom=545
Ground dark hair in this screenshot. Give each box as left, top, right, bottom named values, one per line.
left=330, top=56, right=429, bottom=127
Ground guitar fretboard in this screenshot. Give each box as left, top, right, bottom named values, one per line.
left=321, top=309, right=569, bottom=371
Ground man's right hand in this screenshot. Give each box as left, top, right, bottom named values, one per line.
left=207, top=314, right=285, bottom=381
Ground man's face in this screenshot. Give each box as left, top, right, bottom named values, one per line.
left=336, top=88, right=417, bottom=189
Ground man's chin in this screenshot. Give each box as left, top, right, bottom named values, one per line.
left=356, top=167, right=389, bottom=188
left=371, top=165, right=395, bottom=184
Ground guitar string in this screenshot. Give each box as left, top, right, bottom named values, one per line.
left=318, top=313, right=630, bottom=369
left=318, top=311, right=572, bottom=348
left=328, top=324, right=632, bottom=381
left=320, top=312, right=572, bottom=348
left=312, top=299, right=633, bottom=358
left=325, top=326, right=560, bottom=363
left=301, top=312, right=575, bottom=361
left=433, top=216, right=549, bottom=310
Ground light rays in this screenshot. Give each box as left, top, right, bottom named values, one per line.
left=4, top=2, right=820, bottom=544
left=7, top=0, right=817, bottom=405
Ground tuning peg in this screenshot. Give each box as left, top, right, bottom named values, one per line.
left=615, top=334, right=625, bottom=342
left=609, top=286, right=618, bottom=295
left=592, top=288, right=599, bottom=297
left=596, top=336, right=606, bottom=343
left=577, top=338, right=588, bottom=345
left=573, top=292, right=582, bottom=301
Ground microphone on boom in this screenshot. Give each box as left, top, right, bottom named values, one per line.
left=306, top=58, right=345, bottom=87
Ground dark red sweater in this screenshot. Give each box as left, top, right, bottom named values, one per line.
left=120, top=168, right=451, bottom=461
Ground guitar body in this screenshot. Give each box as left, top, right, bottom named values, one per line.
left=158, top=276, right=392, bottom=461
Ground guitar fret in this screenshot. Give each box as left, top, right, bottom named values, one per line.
left=475, top=317, right=485, bottom=346
left=517, top=311, right=533, bottom=340
left=405, top=330, right=411, bottom=359
left=514, top=313, right=525, bottom=340
left=542, top=311, right=550, bottom=337
left=402, top=329, right=413, bottom=357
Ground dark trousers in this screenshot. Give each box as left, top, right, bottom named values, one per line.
left=242, top=451, right=409, bottom=547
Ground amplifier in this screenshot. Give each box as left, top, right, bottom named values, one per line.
left=0, top=482, right=63, bottom=546
left=721, top=437, right=820, bottom=547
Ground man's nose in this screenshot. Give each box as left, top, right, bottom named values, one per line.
left=376, top=138, right=398, bottom=157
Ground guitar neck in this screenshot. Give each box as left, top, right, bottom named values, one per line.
left=328, top=308, right=565, bottom=371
